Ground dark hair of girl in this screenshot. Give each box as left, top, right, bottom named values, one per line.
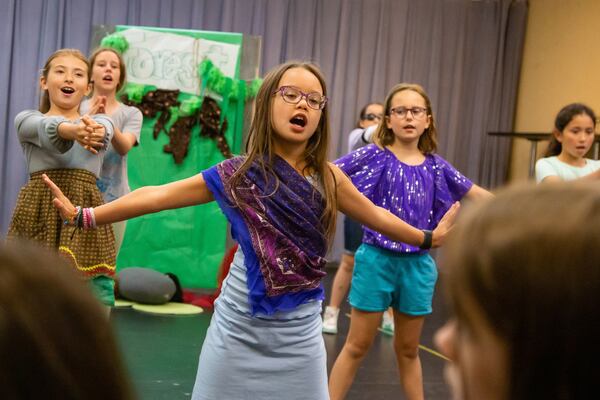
left=544, top=103, right=596, bottom=157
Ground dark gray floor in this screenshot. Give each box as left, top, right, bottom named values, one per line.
left=112, top=266, right=452, bottom=399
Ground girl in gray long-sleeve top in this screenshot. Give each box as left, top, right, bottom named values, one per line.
left=8, top=48, right=117, bottom=307
left=81, top=47, right=143, bottom=254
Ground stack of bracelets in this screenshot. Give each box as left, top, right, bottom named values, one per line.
left=64, top=206, right=97, bottom=230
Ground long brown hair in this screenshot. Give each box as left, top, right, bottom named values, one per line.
left=0, top=241, right=135, bottom=399
left=89, top=47, right=127, bottom=94
left=229, top=61, right=337, bottom=245
left=39, top=48, right=90, bottom=113
left=544, top=102, right=597, bottom=157
left=441, top=183, right=600, bottom=399
left=375, top=83, right=438, bottom=153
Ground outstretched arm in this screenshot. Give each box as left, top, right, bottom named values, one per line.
left=536, top=157, right=600, bottom=183
left=464, top=184, right=493, bottom=201
left=110, top=126, right=139, bottom=155
left=43, top=173, right=214, bottom=226
left=111, top=107, right=143, bottom=156
left=541, top=168, right=600, bottom=183
left=579, top=168, right=600, bottom=181
left=86, top=98, right=141, bottom=156
left=330, top=163, right=459, bottom=248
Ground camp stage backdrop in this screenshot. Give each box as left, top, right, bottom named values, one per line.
left=114, top=26, right=243, bottom=289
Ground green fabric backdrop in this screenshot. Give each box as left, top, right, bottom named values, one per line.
left=115, top=26, right=243, bottom=289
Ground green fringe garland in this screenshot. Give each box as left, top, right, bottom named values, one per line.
left=167, top=96, right=203, bottom=123
left=197, top=59, right=262, bottom=101
left=100, top=33, right=129, bottom=54
left=123, top=83, right=155, bottom=104
left=179, top=96, right=203, bottom=117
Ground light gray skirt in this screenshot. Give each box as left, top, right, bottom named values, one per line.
left=191, top=297, right=328, bottom=400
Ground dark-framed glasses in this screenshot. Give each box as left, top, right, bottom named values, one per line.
left=389, top=106, right=428, bottom=119
left=363, top=113, right=383, bottom=122
left=273, top=86, right=328, bottom=110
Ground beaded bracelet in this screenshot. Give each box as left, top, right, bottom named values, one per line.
left=82, top=207, right=88, bottom=228
left=75, top=206, right=84, bottom=228
left=64, top=206, right=81, bottom=226
left=88, top=207, right=97, bottom=229
left=82, top=207, right=97, bottom=229
left=63, top=206, right=96, bottom=230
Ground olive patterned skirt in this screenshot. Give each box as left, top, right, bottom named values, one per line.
left=8, top=169, right=116, bottom=280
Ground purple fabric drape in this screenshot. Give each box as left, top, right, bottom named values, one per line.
left=203, top=156, right=328, bottom=314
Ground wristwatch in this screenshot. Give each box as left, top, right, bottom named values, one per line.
left=419, top=229, right=433, bottom=250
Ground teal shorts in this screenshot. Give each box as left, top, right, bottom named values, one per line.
left=349, top=243, right=438, bottom=316
left=90, top=275, right=115, bottom=307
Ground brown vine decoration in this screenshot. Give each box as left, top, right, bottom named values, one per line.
left=122, top=90, right=233, bottom=163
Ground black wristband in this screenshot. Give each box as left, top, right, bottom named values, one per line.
left=419, top=229, right=433, bottom=250
left=76, top=207, right=84, bottom=229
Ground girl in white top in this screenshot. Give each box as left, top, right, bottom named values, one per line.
left=322, top=102, right=389, bottom=336
left=82, top=47, right=143, bottom=252
left=535, top=103, right=600, bottom=183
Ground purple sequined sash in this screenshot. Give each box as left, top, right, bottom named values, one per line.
left=217, top=156, right=327, bottom=297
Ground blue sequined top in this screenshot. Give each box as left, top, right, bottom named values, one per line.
left=335, top=144, right=473, bottom=253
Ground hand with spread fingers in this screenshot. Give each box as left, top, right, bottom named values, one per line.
left=42, top=174, right=77, bottom=225
left=432, top=201, right=460, bottom=248
left=87, top=95, right=107, bottom=115
left=57, top=115, right=106, bottom=154
left=79, top=115, right=106, bottom=153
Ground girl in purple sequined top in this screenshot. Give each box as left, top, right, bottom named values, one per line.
left=329, top=83, right=491, bottom=400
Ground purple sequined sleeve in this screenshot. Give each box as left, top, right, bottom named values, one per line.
left=335, top=144, right=387, bottom=200
left=430, top=154, right=473, bottom=225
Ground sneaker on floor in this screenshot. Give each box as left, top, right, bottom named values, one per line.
left=322, top=306, right=340, bottom=334
left=381, top=311, right=394, bottom=336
